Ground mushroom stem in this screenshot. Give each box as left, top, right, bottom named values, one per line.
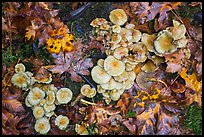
left=80, top=99, right=96, bottom=106
left=71, top=93, right=85, bottom=106
left=53, top=113, right=58, bottom=118
left=145, top=78, right=168, bottom=88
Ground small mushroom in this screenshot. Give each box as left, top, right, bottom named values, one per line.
left=110, top=89, right=121, bottom=101
left=128, top=71, right=136, bottom=81
left=109, top=9, right=128, bottom=26
left=125, top=23, right=135, bottom=30
left=80, top=84, right=96, bottom=98
left=173, top=36, right=188, bottom=48
left=97, top=59, right=104, bottom=68
left=56, top=88, right=73, bottom=104
left=27, top=87, right=45, bottom=106
left=34, top=117, right=51, bottom=134
left=33, top=106, right=45, bottom=119
left=43, top=103, right=56, bottom=113
left=114, top=70, right=129, bottom=82
left=75, top=123, right=89, bottom=135
left=45, top=111, right=54, bottom=118
left=148, top=54, right=165, bottom=66
left=97, top=85, right=106, bottom=93
left=131, top=29, right=142, bottom=43
left=101, top=78, right=124, bottom=90
left=124, top=79, right=134, bottom=90
left=112, top=24, right=121, bottom=33
left=113, top=47, right=129, bottom=60
left=102, top=91, right=110, bottom=98
left=154, top=30, right=177, bottom=55
left=90, top=18, right=107, bottom=28
left=141, top=59, right=158, bottom=73
left=132, top=42, right=147, bottom=62
left=40, top=99, right=46, bottom=106
left=119, top=28, right=132, bottom=42
left=91, top=66, right=111, bottom=84
left=11, top=72, right=30, bottom=90
left=48, top=84, right=58, bottom=92
left=25, top=96, right=32, bottom=107
left=141, top=33, right=157, bottom=52
left=135, top=71, right=154, bottom=89
left=104, top=56, right=125, bottom=76
left=168, top=20, right=186, bottom=40
left=55, top=115, right=70, bottom=130
left=15, top=63, right=26, bottom=73
left=46, top=91, right=55, bottom=105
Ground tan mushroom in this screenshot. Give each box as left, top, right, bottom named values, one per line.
left=128, top=71, right=136, bottom=81
left=80, top=84, right=96, bottom=98
left=168, top=20, right=186, bottom=40
left=131, top=29, right=142, bottom=43
left=141, top=33, right=157, bottom=52
left=113, top=47, right=129, bottom=60
left=101, top=78, right=124, bottom=90
left=125, top=62, right=136, bottom=72
left=132, top=42, right=148, bottom=62
left=135, top=71, right=154, bottom=89
left=27, top=87, right=45, bottom=106
left=119, top=28, right=132, bottom=42
left=173, top=36, right=188, bottom=48
left=43, top=103, right=56, bottom=113
left=154, top=30, right=177, bottom=55
left=109, top=9, right=128, bottom=26
left=124, top=79, right=134, bottom=90
left=112, top=25, right=121, bottom=33
left=104, top=56, right=125, bottom=76
left=114, top=70, right=129, bottom=82
left=90, top=18, right=107, bottom=28
left=97, top=85, right=106, bottom=93
left=15, top=63, right=26, bottom=73
left=91, top=66, right=111, bottom=84
left=97, top=59, right=105, bottom=68
left=33, top=106, right=45, bottom=119
left=141, top=59, right=158, bottom=73
left=56, top=88, right=73, bottom=104
left=125, top=23, right=135, bottom=30
left=148, top=54, right=165, bottom=66
left=11, top=72, right=30, bottom=90
left=55, top=115, right=70, bottom=130
left=109, top=89, right=121, bottom=101
left=46, top=91, right=55, bottom=105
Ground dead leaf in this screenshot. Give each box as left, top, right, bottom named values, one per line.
left=2, top=99, right=25, bottom=113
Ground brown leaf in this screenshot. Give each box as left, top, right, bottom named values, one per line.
left=3, top=99, right=25, bottom=113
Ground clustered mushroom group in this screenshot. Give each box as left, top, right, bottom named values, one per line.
left=11, top=63, right=73, bottom=134
left=90, top=9, right=189, bottom=103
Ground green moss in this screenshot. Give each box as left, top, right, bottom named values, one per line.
left=127, top=110, right=136, bottom=118
left=184, top=104, right=202, bottom=135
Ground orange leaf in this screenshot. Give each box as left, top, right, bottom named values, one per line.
left=3, top=99, right=25, bottom=113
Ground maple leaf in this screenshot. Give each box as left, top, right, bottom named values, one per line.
left=179, top=68, right=202, bottom=93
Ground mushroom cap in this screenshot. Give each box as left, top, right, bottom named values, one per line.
left=154, top=30, right=177, bottom=55
left=43, top=103, right=56, bottom=113
left=128, top=71, right=136, bottom=81
left=27, top=87, right=45, bottom=106
left=15, top=63, right=26, bottom=73
left=45, top=111, right=54, bottom=118
left=119, top=28, right=132, bottom=42
left=97, top=85, right=106, bottom=93
left=90, top=18, right=107, bottom=27
left=125, top=23, right=135, bottom=30
left=56, top=88, right=73, bottom=104
left=104, top=56, right=125, bottom=76
left=114, top=70, right=129, bottom=82
left=131, top=29, right=142, bottom=43
left=33, top=106, right=45, bottom=119
left=101, top=78, right=124, bottom=90
left=46, top=91, right=55, bottom=105
left=113, top=47, right=129, bottom=60
left=141, top=59, right=158, bottom=73
left=97, top=59, right=104, bottom=68
left=132, top=42, right=147, bottom=62
left=125, top=62, right=136, bottom=72
left=174, top=36, right=188, bottom=48
left=91, top=66, right=111, bottom=84
left=112, top=25, right=121, bottom=33
left=110, top=89, right=121, bottom=101
left=11, top=72, right=30, bottom=90
left=170, top=20, right=186, bottom=40
left=40, top=99, right=46, bottom=106
left=34, top=117, right=50, bottom=134
left=75, top=123, right=89, bottom=135
left=109, top=9, right=128, bottom=26
left=102, top=91, right=110, bottom=98
left=148, top=55, right=165, bottom=66
left=55, top=115, right=70, bottom=130
left=135, top=71, right=154, bottom=89
left=80, top=84, right=96, bottom=98
left=48, top=84, right=58, bottom=92
left=25, top=96, right=32, bottom=107
left=141, top=33, right=157, bottom=52
left=124, top=79, right=134, bottom=90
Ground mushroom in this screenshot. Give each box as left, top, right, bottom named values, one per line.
left=125, top=23, right=135, bottom=30
left=43, top=103, right=56, bottom=113
left=124, top=79, right=134, bottom=89
left=56, top=88, right=73, bottom=104
left=173, top=36, right=188, bottom=48
left=109, top=89, right=121, bottom=101
left=119, top=28, right=132, bottom=42
left=141, top=59, right=158, bottom=73
left=97, top=59, right=104, bottom=68
left=102, top=91, right=110, bottom=98
left=55, top=115, right=70, bottom=130
left=112, top=24, right=121, bottom=33
left=27, top=87, right=45, bottom=106
left=114, top=70, right=129, bottom=82
left=141, top=33, right=157, bottom=52
left=46, top=91, right=55, bottom=105
left=109, top=35, right=122, bottom=50
left=135, top=71, right=154, bottom=89
left=148, top=54, right=165, bottom=66
left=14, top=63, right=26, bottom=73
left=91, top=66, right=111, bottom=84
left=103, top=97, right=112, bottom=104
left=132, top=42, right=148, bottom=62
left=125, top=62, right=136, bottom=72
left=104, top=56, right=125, bottom=76
left=11, top=72, right=30, bottom=90
left=80, top=84, right=96, bottom=98
left=75, top=123, right=89, bottom=135
left=168, top=20, right=186, bottom=40
left=128, top=71, right=136, bottom=81
left=131, top=29, right=142, bottom=43
left=45, top=111, right=54, bottom=118
left=113, top=47, right=129, bottom=60
left=90, top=18, right=107, bottom=28
left=25, top=96, right=32, bottom=107
left=34, top=117, right=51, bottom=134
left=33, top=106, right=45, bottom=119
left=40, top=99, right=46, bottom=106
left=109, top=9, right=128, bottom=26
left=101, top=78, right=124, bottom=90
left=48, top=84, right=58, bottom=92
left=97, top=85, right=106, bottom=93
left=154, top=30, right=177, bottom=55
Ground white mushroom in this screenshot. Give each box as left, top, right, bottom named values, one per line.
left=34, top=117, right=50, bottom=134
left=56, top=88, right=73, bottom=104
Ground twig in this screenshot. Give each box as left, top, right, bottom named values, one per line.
left=80, top=98, right=96, bottom=106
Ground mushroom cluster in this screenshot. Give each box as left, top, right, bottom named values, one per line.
left=90, top=9, right=189, bottom=97
left=11, top=63, right=72, bottom=134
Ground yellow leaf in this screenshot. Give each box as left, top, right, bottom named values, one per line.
left=179, top=68, right=202, bottom=92
left=25, top=27, right=36, bottom=40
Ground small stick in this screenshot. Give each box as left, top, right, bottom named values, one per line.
left=80, top=98, right=96, bottom=106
